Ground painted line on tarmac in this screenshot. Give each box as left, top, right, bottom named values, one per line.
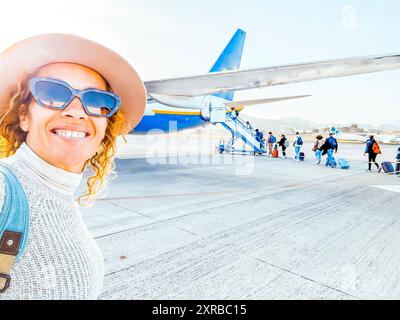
left=372, top=185, right=400, bottom=194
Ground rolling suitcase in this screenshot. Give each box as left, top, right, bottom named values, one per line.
left=338, top=158, right=350, bottom=169
left=299, top=152, right=305, bottom=161
left=381, top=161, right=394, bottom=174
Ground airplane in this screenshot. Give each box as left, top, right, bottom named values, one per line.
left=332, top=128, right=400, bottom=144
left=130, top=28, right=400, bottom=151
left=375, top=135, right=400, bottom=144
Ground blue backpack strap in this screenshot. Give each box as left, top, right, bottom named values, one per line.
left=0, top=164, right=30, bottom=293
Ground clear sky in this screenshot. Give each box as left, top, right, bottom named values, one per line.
left=1, top=0, right=399, bottom=125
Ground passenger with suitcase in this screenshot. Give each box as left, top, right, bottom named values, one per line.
left=324, top=133, right=338, bottom=168
left=364, top=135, right=382, bottom=173
left=267, top=132, right=277, bottom=157
left=293, top=132, right=304, bottom=162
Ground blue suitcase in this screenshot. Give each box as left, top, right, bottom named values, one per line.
left=299, top=152, right=305, bottom=161
left=338, top=158, right=350, bottom=169
left=381, top=161, right=394, bottom=174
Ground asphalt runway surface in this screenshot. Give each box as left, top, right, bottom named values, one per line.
left=81, top=137, right=400, bottom=299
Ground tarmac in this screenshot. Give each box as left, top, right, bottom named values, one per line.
left=81, top=134, right=400, bottom=300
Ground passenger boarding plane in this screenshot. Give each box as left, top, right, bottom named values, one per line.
left=132, top=29, right=400, bottom=145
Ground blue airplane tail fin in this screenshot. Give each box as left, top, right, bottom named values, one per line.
left=210, top=29, right=246, bottom=101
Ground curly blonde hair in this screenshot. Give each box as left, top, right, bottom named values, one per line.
left=0, top=72, right=127, bottom=206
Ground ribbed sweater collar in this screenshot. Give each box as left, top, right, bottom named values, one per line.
left=14, top=143, right=83, bottom=196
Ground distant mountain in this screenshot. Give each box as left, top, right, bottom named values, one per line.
left=238, top=115, right=400, bottom=133
left=239, top=115, right=328, bottom=133
left=378, top=120, right=400, bottom=131
left=193, top=114, right=399, bottom=135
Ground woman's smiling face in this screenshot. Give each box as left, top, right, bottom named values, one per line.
left=19, top=62, right=109, bottom=173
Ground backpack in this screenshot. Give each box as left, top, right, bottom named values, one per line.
left=0, top=165, right=30, bottom=294
left=270, top=136, right=277, bottom=144
left=372, top=142, right=381, bottom=154
left=296, top=136, right=303, bottom=146
left=327, top=137, right=337, bottom=149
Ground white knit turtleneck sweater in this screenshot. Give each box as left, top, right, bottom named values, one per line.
left=0, top=143, right=104, bottom=300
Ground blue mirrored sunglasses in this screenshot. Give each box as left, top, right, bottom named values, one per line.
left=29, top=77, right=121, bottom=118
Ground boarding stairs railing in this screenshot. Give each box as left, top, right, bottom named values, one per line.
left=219, top=113, right=266, bottom=154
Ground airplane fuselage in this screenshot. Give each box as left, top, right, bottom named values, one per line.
left=131, top=102, right=208, bottom=134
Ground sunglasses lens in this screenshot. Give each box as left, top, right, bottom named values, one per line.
left=83, top=92, right=117, bottom=117
left=34, top=80, right=72, bottom=108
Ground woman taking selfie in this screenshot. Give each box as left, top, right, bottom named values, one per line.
left=0, top=34, right=146, bottom=299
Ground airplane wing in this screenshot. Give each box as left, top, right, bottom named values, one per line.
left=225, top=95, right=311, bottom=108
left=148, top=93, right=311, bottom=110
left=145, top=54, right=400, bottom=97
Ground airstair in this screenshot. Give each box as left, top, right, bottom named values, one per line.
left=216, top=113, right=266, bottom=155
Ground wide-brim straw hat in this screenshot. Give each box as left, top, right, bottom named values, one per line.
left=0, top=33, right=147, bottom=134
